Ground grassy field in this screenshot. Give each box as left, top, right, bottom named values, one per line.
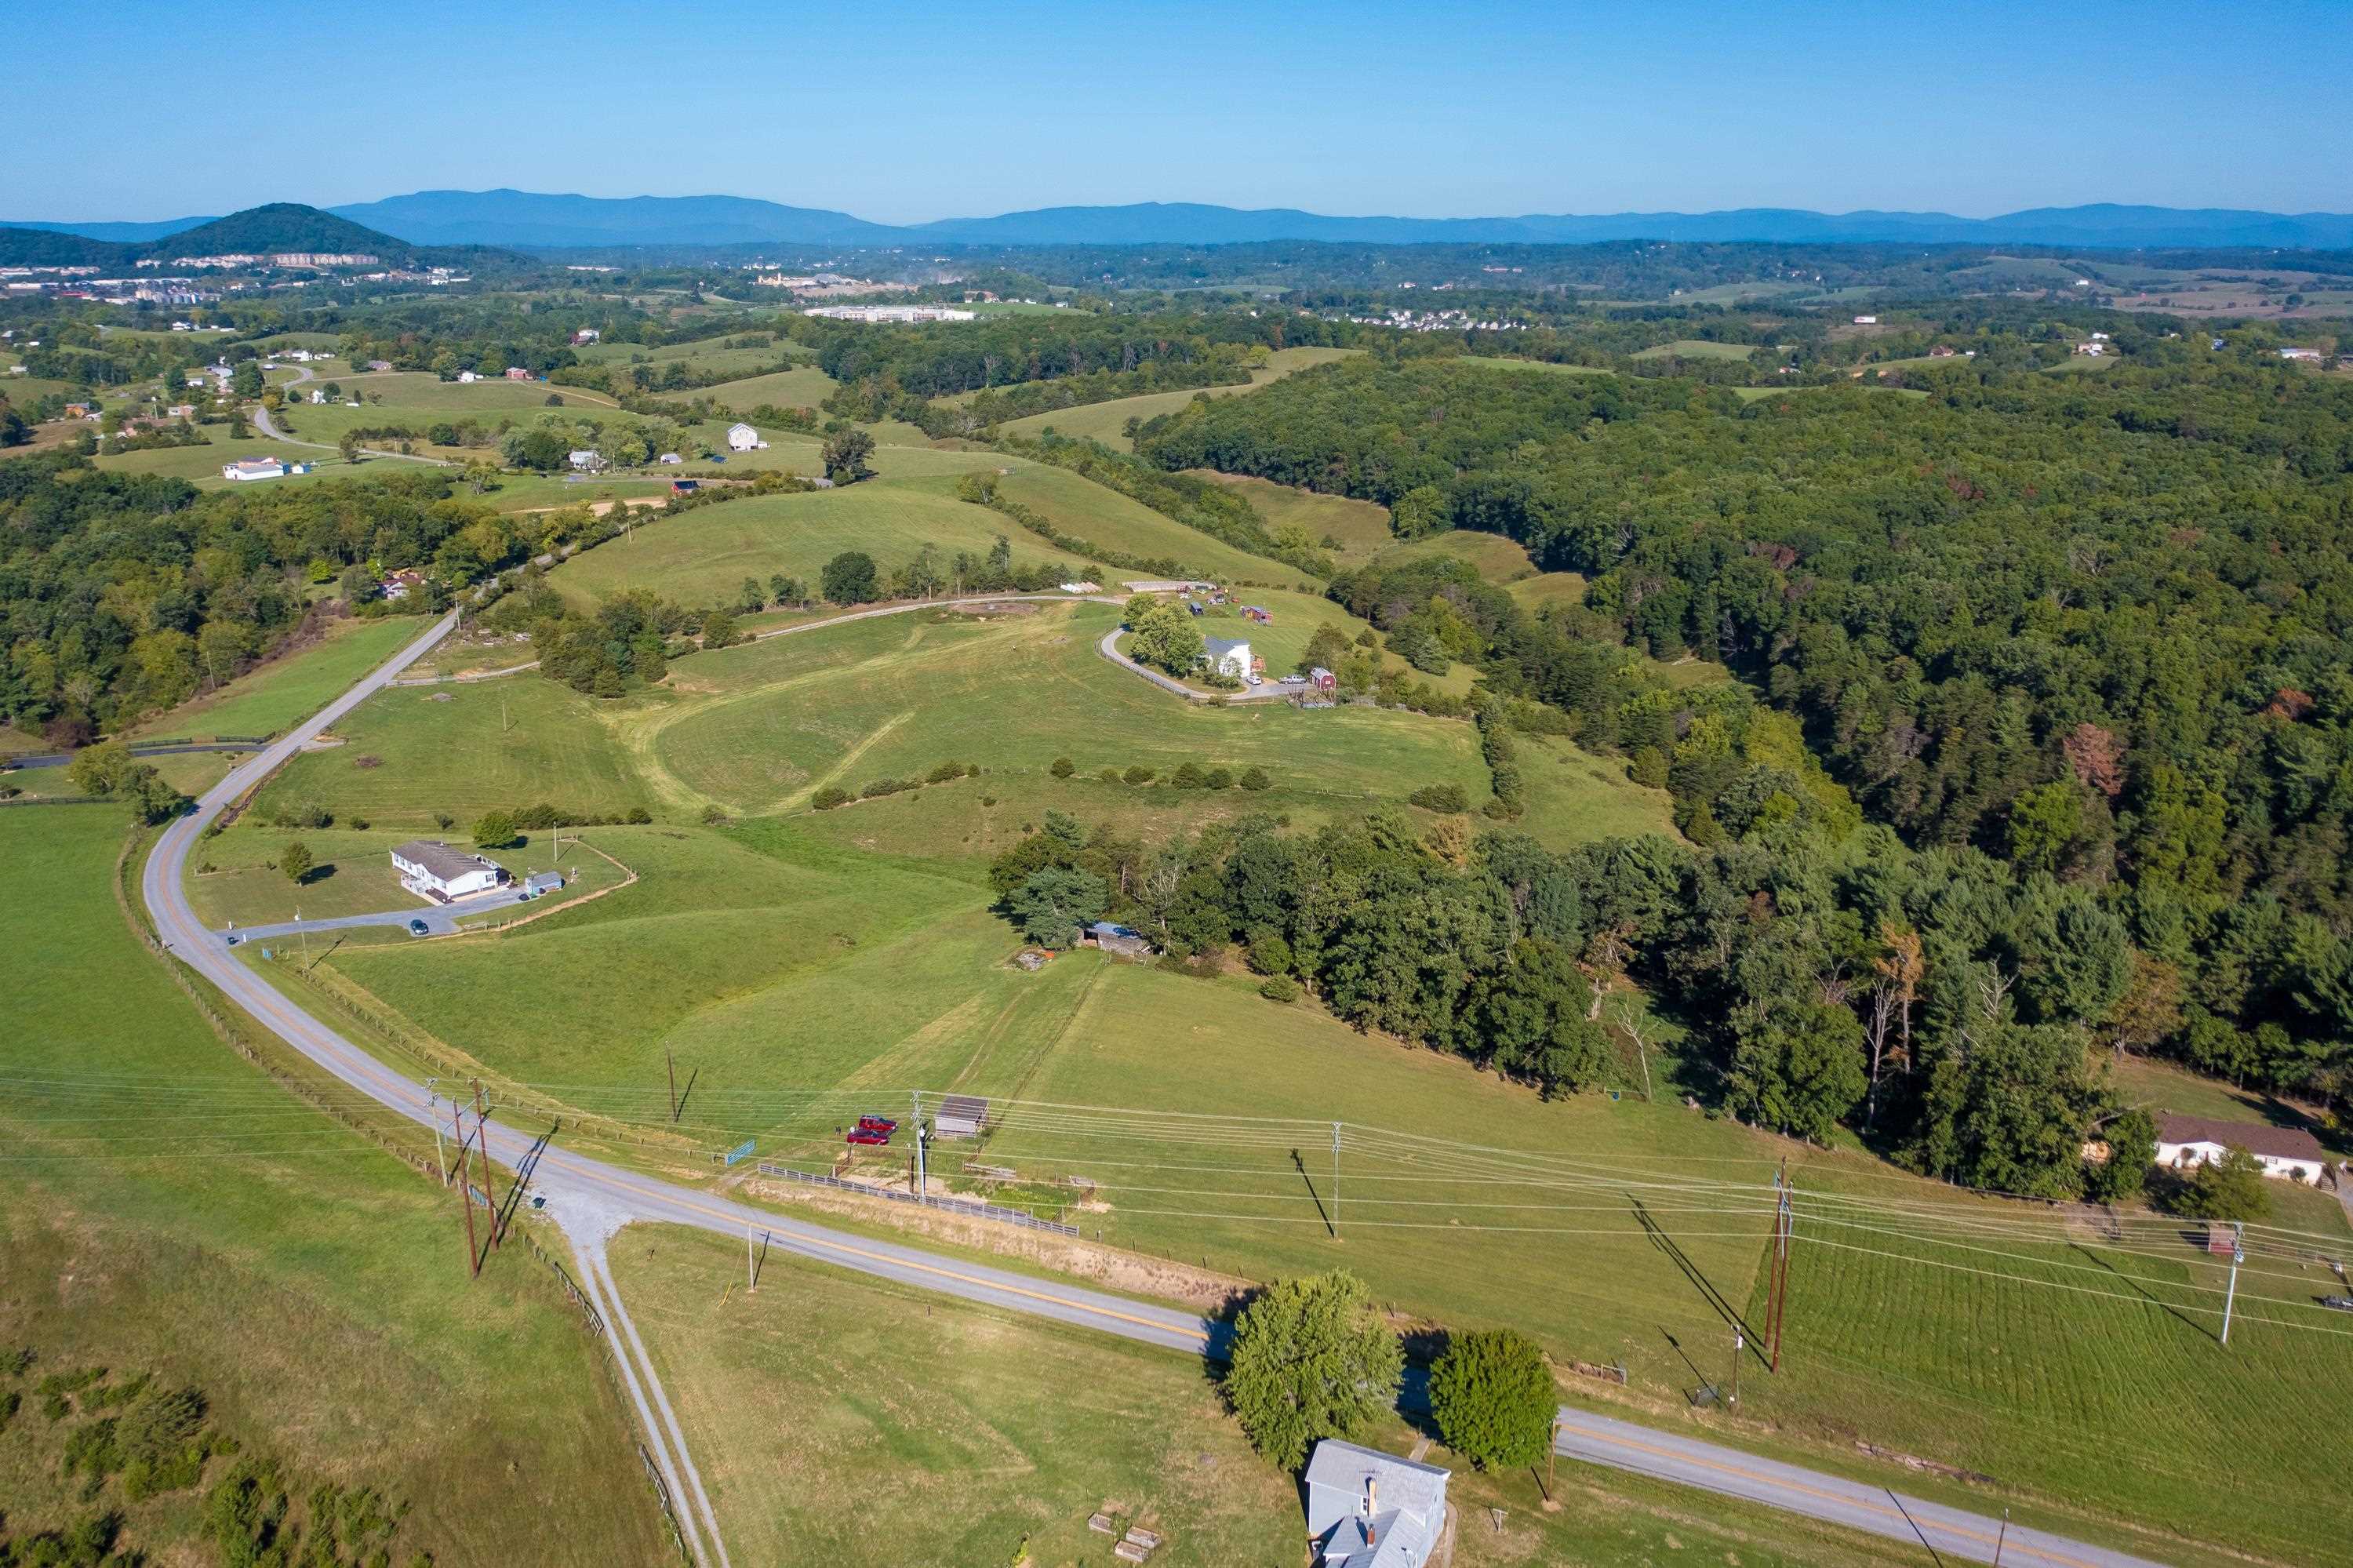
left=1504, top=570, right=1588, bottom=613
left=129, top=615, right=427, bottom=740
left=258, top=672, right=659, bottom=828
left=610, top=1224, right=1297, bottom=1566
left=1629, top=339, right=1764, bottom=362
left=613, top=1225, right=1927, bottom=1568
left=647, top=601, right=1489, bottom=818
left=1001, top=346, right=1361, bottom=450
left=1188, top=471, right=1396, bottom=562
left=547, top=475, right=1083, bottom=609
left=1369, top=528, right=1538, bottom=581
left=992, top=464, right=1293, bottom=582
left=689, top=364, right=839, bottom=411
left=0, top=808, right=666, bottom=1565
left=1457, top=355, right=1612, bottom=377
left=1513, top=733, right=1678, bottom=846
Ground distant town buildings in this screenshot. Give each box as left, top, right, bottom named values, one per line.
left=802, top=304, right=976, bottom=323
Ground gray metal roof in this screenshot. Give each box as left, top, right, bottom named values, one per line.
left=1304, top=1439, right=1449, bottom=1567
left=392, top=840, right=497, bottom=882
left=1202, top=637, right=1251, bottom=659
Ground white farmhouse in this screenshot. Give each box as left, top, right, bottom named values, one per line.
left=1200, top=637, right=1254, bottom=680
left=391, top=840, right=507, bottom=902
left=2155, top=1115, right=2327, bottom=1184
left=568, top=449, right=606, bottom=472
left=726, top=422, right=766, bottom=452
left=1304, top=1440, right=1451, bottom=1568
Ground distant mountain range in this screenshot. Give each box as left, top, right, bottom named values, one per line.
left=0, top=204, right=497, bottom=269
left=9, top=191, right=2353, bottom=253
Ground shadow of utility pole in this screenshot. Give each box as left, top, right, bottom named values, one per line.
left=1291, top=1148, right=1333, bottom=1239
left=1634, top=1197, right=1769, bottom=1365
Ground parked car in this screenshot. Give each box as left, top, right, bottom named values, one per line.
left=224, top=934, right=241, bottom=947
left=856, top=1115, right=899, bottom=1135
left=2321, top=1295, right=2353, bottom=1313
left=407, top=919, right=429, bottom=936
left=846, top=1127, right=891, bottom=1146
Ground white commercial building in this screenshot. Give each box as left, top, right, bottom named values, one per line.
left=221, top=457, right=285, bottom=482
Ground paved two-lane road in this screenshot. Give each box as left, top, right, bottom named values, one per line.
left=134, top=611, right=2177, bottom=1568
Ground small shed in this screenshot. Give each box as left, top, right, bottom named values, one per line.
left=523, top=871, right=564, bottom=897
left=934, top=1095, right=989, bottom=1141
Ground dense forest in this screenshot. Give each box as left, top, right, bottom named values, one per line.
left=1130, top=345, right=2353, bottom=1130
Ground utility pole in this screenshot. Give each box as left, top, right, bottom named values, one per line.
left=471, top=1079, right=500, bottom=1250
left=1768, top=1159, right=1792, bottom=1373
left=452, top=1100, right=479, bottom=1278
left=427, top=1082, right=448, bottom=1185
left=1547, top=1417, right=1559, bottom=1501
left=1331, top=1123, right=1343, bottom=1241
left=916, top=1122, right=928, bottom=1202
left=2221, top=1225, right=2246, bottom=1346
left=1993, top=1508, right=2009, bottom=1566
left=1731, top=1329, right=1742, bottom=1407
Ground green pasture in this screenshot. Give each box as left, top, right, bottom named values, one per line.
left=1504, top=570, right=1588, bottom=613
left=992, top=464, right=1295, bottom=582
left=130, top=615, right=426, bottom=741
left=187, top=822, right=620, bottom=933
left=1001, top=346, right=1361, bottom=450
left=1457, top=355, right=1612, bottom=377
left=1629, top=339, right=1764, bottom=362
left=646, top=601, right=1487, bottom=818
left=546, top=476, right=1081, bottom=609
left=256, top=674, right=658, bottom=830
left=1512, top=733, right=1678, bottom=847
left=0, top=809, right=666, bottom=1564
left=1369, top=527, right=1538, bottom=582
left=687, top=363, right=840, bottom=412
left=1188, top=472, right=1395, bottom=562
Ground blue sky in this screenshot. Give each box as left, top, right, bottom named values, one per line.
left=9, top=0, right=2348, bottom=221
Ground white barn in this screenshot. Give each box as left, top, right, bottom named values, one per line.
left=2155, top=1115, right=2327, bottom=1184
left=726, top=422, right=766, bottom=452
left=1304, top=1440, right=1450, bottom=1568
left=221, top=457, right=285, bottom=482
left=391, top=840, right=507, bottom=902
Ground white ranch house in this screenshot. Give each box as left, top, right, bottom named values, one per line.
left=2155, top=1115, right=2327, bottom=1184
left=391, top=840, right=508, bottom=903
left=726, top=422, right=767, bottom=452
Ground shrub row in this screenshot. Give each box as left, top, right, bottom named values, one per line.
left=813, top=762, right=981, bottom=810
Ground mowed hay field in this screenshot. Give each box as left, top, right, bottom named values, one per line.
left=690, top=363, right=840, bottom=411
left=645, top=602, right=1489, bottom=818
left=1371, top=526, right=1540, bottom=582
left=545, top=475, right=1084, bottom=610
left=1000, top=345, right=1362, bottom=449
left=1190, top=471, right=1396, bottom=562
left=0, top=809, right=665, bottom=1564
left=991, top=463, right=1293, bottom=582
left=1755, top=1178, right=2353, bottom=1567
left=613, top=1227, right=1915, bottom=1568
left=610, top=1225, right=1298, bottom=1568
left=1629, top=339, right=1764, bottom=361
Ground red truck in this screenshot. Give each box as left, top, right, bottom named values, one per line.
left=846, top=1126, right=891, bottom=1147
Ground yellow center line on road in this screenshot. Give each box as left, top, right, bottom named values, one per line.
left=1557, top=1421, right=2110, bottom=1568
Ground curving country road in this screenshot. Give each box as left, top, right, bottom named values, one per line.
left=134, top=613, right=2177, bottom=1568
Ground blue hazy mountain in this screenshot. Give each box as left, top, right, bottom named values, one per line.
left=11, top=191, right=2352, bottom=251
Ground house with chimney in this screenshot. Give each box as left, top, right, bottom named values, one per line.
left=1304, top=1440, right=1451, bottom=1568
